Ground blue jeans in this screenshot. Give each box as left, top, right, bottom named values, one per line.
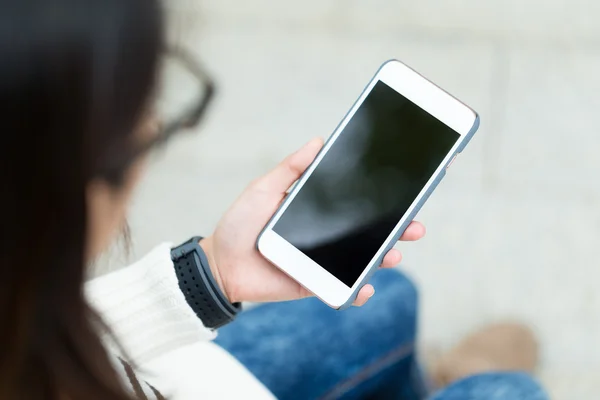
left=215, top=269, right=548, bottom=400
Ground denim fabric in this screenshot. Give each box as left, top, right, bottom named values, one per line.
left=430, top=373, right=549, bottom=400
left=215, top=269, right=547, bottom=400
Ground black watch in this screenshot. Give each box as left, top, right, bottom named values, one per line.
left=171, top=237, right=241, bottom=329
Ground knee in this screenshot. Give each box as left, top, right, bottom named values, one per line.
left=368, top=268, right=419, bottom=325
left=433, top=372, right=548, bottom=400
left=372, top=268, right=418, bottom=305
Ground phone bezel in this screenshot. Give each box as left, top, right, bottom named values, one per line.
left=257, top=59, right=478, bottom=308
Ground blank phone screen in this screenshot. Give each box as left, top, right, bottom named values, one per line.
left=273, top=81, right=459, bottom=287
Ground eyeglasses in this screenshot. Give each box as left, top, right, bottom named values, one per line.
left=98, top=47, right=215, bottom=180
left=153, top=47, right=215, bottom=145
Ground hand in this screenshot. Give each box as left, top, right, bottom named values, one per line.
left=201, top=138, right=426, bottom=307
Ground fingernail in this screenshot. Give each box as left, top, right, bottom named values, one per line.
left=296, top=138, right=317, bottom=154
left=368, top=288, right=375, bottom=298
left=307, top=137, right=323, bottom=148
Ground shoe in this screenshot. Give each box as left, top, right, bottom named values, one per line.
left=431, top=322, right=539, bottom=388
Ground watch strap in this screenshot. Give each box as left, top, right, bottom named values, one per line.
left=171, top=237, right=241, bottom=329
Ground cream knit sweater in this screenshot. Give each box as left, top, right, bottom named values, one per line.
left=86, top=243, right=275, bottom=399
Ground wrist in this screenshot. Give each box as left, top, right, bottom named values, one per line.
left=199, top=236, right=234, bottom=303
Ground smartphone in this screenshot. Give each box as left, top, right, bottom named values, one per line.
left=257, top=60, right=479, bottom=310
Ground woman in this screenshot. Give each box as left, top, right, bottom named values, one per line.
left=0, top=0, right=549, bottom=399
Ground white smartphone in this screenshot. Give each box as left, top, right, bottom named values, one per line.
left=257, top=60, right=479, bottom=310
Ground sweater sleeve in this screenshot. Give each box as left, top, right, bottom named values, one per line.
left=85, top=243, right=216, bottom=364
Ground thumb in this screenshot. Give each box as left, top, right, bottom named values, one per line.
left=258, top=137, right=324, bottom=193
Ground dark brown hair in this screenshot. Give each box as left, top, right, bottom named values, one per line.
left=0, top=0, right=164, bottom=398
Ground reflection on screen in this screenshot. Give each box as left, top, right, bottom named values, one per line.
left=274, top=81, right=459, bottom=287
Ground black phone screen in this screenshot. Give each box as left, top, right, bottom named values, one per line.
left=273, top=81, right=459, bottom=287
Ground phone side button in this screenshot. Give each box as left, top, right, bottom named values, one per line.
left=446, top=154, right=458, bottom=170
